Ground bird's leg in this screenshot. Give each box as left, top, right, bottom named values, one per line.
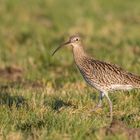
left=104, top=92, right=113, bottom=121
left=92, top=92, right=104, bottom=111
left=95, top=92, right=104, bottom=108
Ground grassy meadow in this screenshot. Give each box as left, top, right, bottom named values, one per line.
left=0, top=0, right=140, bottom=139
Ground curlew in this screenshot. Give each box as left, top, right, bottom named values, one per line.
left=52, top=35, right=140, bottom=120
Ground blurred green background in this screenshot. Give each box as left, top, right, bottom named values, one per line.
left=0, top=0, right=140, bottom=140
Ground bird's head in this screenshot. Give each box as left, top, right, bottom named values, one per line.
left=69, top=35, right=82, bottom=47
left=52, top=35, right=82, bottom=56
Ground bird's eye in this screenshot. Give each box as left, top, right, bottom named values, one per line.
left=76, top=38, right=79, bottom=41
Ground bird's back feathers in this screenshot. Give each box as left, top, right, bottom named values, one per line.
left=76, top=56, right=140, bottom=91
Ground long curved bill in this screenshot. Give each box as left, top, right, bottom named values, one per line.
left=52, top=41, right=71, bottom=56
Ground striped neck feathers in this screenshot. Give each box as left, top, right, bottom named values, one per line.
left=72, top=45, right=88, bottom=65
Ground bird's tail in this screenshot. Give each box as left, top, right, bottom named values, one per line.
left=131, top=74, right=140, bottom=89
left=127, top=73, right=140, bottom=89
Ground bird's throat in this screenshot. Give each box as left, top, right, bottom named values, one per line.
left=72, top=46, right=87, bottom=65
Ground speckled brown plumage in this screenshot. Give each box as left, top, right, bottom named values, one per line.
left=75, top=55, right=140, bottom=91
left=52, top=35, right=140, bottom=121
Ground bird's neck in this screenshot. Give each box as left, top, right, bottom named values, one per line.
left=72, top=46, right=88, bottom=65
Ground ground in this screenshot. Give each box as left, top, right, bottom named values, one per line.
left=0, top=0, right=140, bottom=140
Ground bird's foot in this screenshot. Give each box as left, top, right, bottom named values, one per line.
left=90, top=104, right=103, bottom=112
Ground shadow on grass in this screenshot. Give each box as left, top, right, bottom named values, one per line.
left=0, top=91, right=28, bottom=108
left=53, top=99, right=74, bottom=110
left=16, top=118, right=45, bottom=133
left=44, top=97, right=76, bottom=111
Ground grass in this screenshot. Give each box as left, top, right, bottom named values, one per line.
left=0, top=0, right=140, bottom=139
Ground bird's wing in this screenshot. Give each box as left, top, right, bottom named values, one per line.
left=88, top=59, right=140, bottom=87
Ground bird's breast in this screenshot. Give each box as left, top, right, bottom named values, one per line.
left=77, top=64, right=103, bottom=90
